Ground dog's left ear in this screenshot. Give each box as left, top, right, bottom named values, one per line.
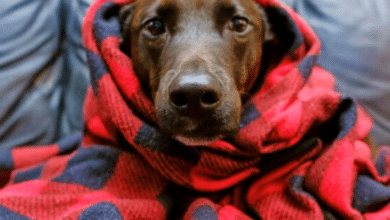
left=119, top=4, right=134, bottom=55
left=257, top=5, right=274, bottom=42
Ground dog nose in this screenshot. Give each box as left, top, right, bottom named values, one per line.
left=169, top=73, right=222, bottom=112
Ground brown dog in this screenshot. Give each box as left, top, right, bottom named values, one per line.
left=119, top=0, right=273, bottom=146
left=118, top=2, right=370, bottom=219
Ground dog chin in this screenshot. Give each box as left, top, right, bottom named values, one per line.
left=174, top=135, right=223, bottom=146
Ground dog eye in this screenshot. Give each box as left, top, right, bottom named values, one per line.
left=229, top=16, right=248, bottom=33
left=145, top=19, right=166, bottom=36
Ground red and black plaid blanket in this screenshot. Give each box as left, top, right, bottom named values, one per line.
left=1, top=0, right=390, bottom=219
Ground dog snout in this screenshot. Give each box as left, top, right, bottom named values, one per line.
left=168, top=72, right=222, bottom=114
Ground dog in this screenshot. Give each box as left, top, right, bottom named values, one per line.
left=119, top=0, right=274, bottom=146
left=117, top=1, right=373, bottom=219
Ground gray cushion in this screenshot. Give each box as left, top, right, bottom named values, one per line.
left=0, top=0, right=93, bottom=149
left=280, top=0, right=390, bottom=145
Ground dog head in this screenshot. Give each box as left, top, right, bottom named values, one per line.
left=120, top=0, right=273, bottom=145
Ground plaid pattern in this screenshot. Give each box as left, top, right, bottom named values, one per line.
left=0, top=0, right=390, bottom=219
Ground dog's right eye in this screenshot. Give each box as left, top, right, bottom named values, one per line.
left=144, top=19, right=166, bottom=37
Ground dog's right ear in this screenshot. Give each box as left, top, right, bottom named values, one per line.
left=119, top=4, right=134, bottom=55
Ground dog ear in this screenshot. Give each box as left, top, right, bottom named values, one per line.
left=249, top=5, right=290, bottom=94
left=119, top=4, right=135, bottom=56
left=256, top=5, right=301, bottom=72
left=257, top=6, right=275, bottom=42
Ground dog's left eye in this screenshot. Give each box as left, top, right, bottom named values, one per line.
left=145, top=19, right=166, bottom=36
left=229, top=16, right=249, bottom=33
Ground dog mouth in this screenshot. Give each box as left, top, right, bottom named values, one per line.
left=156, top=101, right=241, bottom=147
left=174, top=134, right=223, bottom=146
left=168, top=120, right=239, bottom=146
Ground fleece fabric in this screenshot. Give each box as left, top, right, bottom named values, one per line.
left=0, top=0, right=390, bottom=219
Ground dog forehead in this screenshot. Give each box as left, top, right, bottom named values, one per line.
left=134, top=0, right=259, bottom=17
left=156, top=0, right=233, bottom=10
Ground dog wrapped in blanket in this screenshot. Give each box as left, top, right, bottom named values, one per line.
left=0, top=0, right=390, bottom=219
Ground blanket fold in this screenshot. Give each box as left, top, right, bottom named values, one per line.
left=1, top=0, right=390, bottom=219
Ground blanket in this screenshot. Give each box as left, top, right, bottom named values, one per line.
left=1, top=0, right=390, bottom=219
